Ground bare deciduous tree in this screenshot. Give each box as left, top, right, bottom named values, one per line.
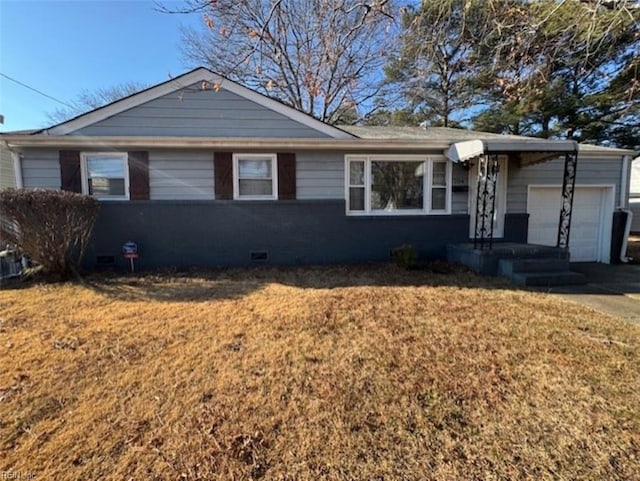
left=175, top=0, right=396, bottom=124
left=48, top=82, right=148, bottom=124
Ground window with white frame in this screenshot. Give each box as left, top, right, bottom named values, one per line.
left=233, top=153, right=277, bottom=199
left=345, top=155, right=451, bottom=215
left=81, top=152, right=129, bottom=200
left=431, top=160, right=448, bottom=211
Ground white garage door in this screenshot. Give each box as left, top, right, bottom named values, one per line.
left=527, top=186, right=614, bottom=262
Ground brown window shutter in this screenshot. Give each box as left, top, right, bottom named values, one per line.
left=214, top=152, right=233, bottom=200
left=128, top=151, right=149, bottom=200
left=59, top=150, right=81, bottom=192
left=277, top=152, right=296, bottom=200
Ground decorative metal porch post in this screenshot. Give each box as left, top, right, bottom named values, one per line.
left=473, top=154, right=500, bottom=250
left=557, top=151, right=578, bottom=249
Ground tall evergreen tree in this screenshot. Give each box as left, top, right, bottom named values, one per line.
left=383, top=0, right=493, bottom=127
left=383, top=0, right=638, bottom=147
left=474, top=0, right=639, bottom=147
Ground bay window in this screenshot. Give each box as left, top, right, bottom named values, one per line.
left=345, top=155, right=451, bottom=215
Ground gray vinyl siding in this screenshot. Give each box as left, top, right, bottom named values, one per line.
left=631, top=160, right=640, bottom=231
left=0, top=146, right=16, bottom=189
left=73, top=84, right=329, bottom=138
left=507, top=156, right=623, bottom=213
left=149, top=152, right=215, bottom=200
left=450, top=195, right=468, bottom=214
left=631, top=158, right=640, bottom=196
left=631, top=199, right=640, bottom=232
left=296, top=152, right=344, bottom=199
left=21, top=150, right=60, bottom=189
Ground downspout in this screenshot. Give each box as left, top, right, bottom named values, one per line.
left=5, top=142, right=23, bottom=188
left=618, top=155, right=633, bottom=263
left=619, top=210, right=633, bottom=263
left=618, top=155, right=630, bottom=208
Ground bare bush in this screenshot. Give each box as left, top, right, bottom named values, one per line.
left=0, top=189, right=99, bottom=279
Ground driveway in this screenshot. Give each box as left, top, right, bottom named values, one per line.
left=541, top=263, right=640, bottom=326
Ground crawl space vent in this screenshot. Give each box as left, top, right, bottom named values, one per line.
left=250, top=251, right=268, bottom=262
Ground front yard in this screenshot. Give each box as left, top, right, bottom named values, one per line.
left=1, top=265, right=639, bottom=480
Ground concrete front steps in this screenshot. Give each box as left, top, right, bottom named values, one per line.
left=447, top=243, right=590, bottom=286
left=498, top=258, right=587, bottom=287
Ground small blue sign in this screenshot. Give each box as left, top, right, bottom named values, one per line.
left=122, top=241, right=138, bottom=258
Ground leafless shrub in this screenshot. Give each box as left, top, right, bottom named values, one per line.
left=0, top=189, right=99, bottom=279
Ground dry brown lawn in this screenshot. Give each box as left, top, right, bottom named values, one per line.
left=1, top=265, right=639, bottom=480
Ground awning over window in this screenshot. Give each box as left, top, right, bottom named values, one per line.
left=445, top=139, right=579, bottom=166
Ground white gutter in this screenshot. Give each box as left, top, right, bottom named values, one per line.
left=445, top=138, right=580, bottom=166
left=6, top=143, right=23, bottom=188
left=619, top=155, right=632, bottom=208
left=613, top=155, right=634, bottom=262
left=0, top=135, right=452, bottom=151
left=617, top=156, right=635, bottom=262
left=619, top=209, right=633, bottom=263
left=3, top=134, right=636, bottom=155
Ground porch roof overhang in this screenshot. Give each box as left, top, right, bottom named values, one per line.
left=445, top=139, right=579, bottom=167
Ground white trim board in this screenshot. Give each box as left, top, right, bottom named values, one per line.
left=11, top=150, right=23, bottom=188
left=44, top=68, right=353, bottom=139
left=2, top=135, right=452, bottom=151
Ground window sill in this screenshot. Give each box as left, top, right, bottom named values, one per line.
left=233, top=196, right=278, bottom=201
left=346, top=210, right=452, bottom=217
left=94, top=197, right=130, bottom=202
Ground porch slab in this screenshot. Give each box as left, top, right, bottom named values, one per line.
left=447, top=243, right=569, bottom=276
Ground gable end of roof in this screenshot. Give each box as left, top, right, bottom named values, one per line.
left=42, top=67, right=354, bottom=139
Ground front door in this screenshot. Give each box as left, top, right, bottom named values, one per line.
left=468, top=155, right=508, bottom=239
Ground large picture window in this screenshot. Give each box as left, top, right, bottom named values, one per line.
left=233, top=154, right=278, bottom=200
left=345, top=155, right=451, bottom=215
left=81, top=152, right=129, bottom=200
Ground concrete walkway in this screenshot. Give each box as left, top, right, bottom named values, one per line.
left=539, top=263, right=640, bottom=326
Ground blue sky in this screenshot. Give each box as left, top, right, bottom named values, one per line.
left=0, top=0, right=202, bottom=132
